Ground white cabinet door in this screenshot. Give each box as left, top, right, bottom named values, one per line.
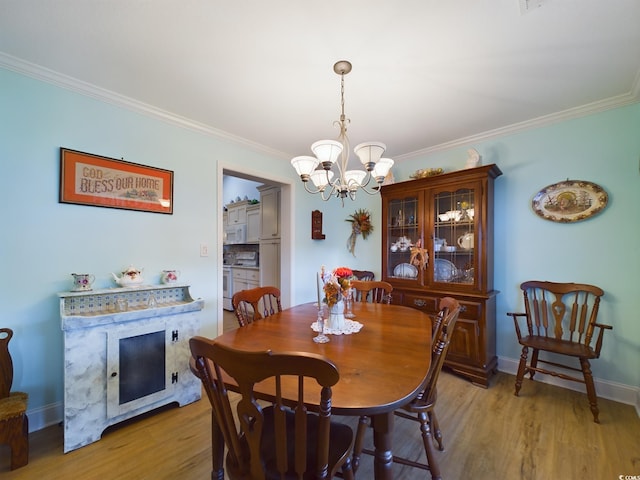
left=259, top=187, right=280, bottom=239
left=246, top=205, right=261, bottom=242
left=228, top=203, right=247, bottom=225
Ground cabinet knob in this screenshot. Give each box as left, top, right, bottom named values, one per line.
left=413, top=299, right=427, bottom=307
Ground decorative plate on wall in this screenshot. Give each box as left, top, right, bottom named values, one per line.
left=532, top=180, right=608, bottom=223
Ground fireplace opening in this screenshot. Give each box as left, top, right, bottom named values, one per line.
left=107, top=322, right=175, bottom=419
left=119, top=331, right=165, bottom=405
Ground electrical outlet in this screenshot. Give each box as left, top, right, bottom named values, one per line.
left=200, top=243, right=209, bottom=257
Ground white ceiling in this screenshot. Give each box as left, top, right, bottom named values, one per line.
left=1, top=1, right=639, bottom=162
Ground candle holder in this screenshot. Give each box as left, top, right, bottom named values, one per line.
left=313, top=304, right=330, bottom=343
left=344, top=288, right=355, bottom=319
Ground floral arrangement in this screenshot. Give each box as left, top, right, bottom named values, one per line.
left=321, top=266, right=353, bottom=308
left=346, top=209, right=373, bottom=256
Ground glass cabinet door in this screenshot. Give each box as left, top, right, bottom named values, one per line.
left=385, top=194, right=422, bottom=283
left=432, top=187, right=476, bottom=286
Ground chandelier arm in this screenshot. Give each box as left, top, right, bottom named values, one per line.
left=357, top=172, right=384, bottom=195
left=302, top=181, right=327, bottom=195
left=357, top=183, right=383, bottom=195
left=359, top=171, right=373, bottom=188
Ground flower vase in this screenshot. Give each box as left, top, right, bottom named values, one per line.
left=328, top=299, right=346, bottom=330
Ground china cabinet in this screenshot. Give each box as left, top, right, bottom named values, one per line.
left=381, top=164, right=502, bottom=387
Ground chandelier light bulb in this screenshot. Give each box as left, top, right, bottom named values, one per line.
left=291, top=156, right=319, bottom=179
left=310, top=170, right=334, bottom=190
left=354, top=142, right=386, bottom=171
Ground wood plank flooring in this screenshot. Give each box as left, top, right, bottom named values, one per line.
left=2, top=368, right=638, bottom=479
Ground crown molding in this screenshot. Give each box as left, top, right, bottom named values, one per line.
left=0, top=52, right=289, bottom=160
left=2, top=52, right=638, bottom=163
left=397, top=70, right=640, bottom=161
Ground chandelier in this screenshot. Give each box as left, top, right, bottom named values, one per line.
left=290, top=60, right=394, bottom=204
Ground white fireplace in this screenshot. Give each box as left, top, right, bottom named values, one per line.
left=59, top=284, right=204, bottom=453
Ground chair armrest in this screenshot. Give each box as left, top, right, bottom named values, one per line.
left=594, top=323, right=613, bottom=330
left=507, top=312, right=528, bottom=341
left=593, top=322, right=613, bottom=357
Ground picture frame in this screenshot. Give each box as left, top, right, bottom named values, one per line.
left=531, top=179, right=608, bottom=223
left=60, top=148, right=174, bottom=214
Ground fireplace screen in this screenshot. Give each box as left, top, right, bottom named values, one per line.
left=107, top=322, right=174, bottom=419
left=119, top=331, right=165, bottom=404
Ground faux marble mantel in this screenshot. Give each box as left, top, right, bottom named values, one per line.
left=59, top=284, right=204, bottom=453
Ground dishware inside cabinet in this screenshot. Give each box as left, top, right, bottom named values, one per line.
left=433, top=187, right=476, bottom=285
left=386, top=195, right=421, bottom=280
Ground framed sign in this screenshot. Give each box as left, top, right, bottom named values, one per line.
left=532, top=179, right=608, bottom=223
left=60, top=148, right=173, bottom=214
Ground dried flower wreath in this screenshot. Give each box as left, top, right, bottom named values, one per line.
left=346, top=208, right=373, bottom=256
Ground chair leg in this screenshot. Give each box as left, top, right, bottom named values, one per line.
left=417, top=412, right=441, bottom=480
left=8, top=414, right=29, bottom=470
left=428, top=410, right=444, bottom=451
left=529, top=349, right=539, bottom=380
left=340, top=456, right=355, bottom=480
left=580, top=357, right=600, bottom=423
left=351, top=415, right=370, bottom=473
left=514, top=346, right=529, bottom=396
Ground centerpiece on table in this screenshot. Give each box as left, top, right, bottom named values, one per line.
left=321, top=266, right=353, bottom=330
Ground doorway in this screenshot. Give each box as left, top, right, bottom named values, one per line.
left=220, top=167, right=291, bottom=334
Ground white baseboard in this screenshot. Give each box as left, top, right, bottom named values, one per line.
left=26, top=401, right=63, bottom=433
left=498, top=356, right=640, bottom=418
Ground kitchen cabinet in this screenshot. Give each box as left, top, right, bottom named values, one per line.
left=227, top=201, right=248, bottom=225
left=246, top=204, right=261, bottom=243
left=258, top=185, right=280, bottom=240
left=259, top=240, right=281, bottom=288
left=232, top=267, right=260, bottom=294
left=381, top=164, right=502, bottom=387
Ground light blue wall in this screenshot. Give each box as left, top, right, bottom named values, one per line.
left=1, top=65, right=638, bottom=427
left=396, top=103, right=640, bottom=388
left=0, top=66, right=378, bottom=422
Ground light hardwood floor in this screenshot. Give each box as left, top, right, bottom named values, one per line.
left=2, top=366, right=638, bottom=479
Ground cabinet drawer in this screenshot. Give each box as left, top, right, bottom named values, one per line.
left=402, top=293, right=439, bottom=313
left=457, top=300, right=481, bottom=320
left=232, top=268, right=260, bottom=282
left=232, top=269, right=245, bottom=280
left=247, top=270, right=259, bottom=282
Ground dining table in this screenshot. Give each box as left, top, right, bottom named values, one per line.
left=204, top=301, right=432, bottom=480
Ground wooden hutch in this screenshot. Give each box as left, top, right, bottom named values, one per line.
left=381, top=164, right=502, bottom=387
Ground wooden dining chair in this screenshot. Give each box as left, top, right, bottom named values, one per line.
left=350, top=280, right=393, bottom=304
left=351, top=270, right=374, bottom=281
left=352, top=297, right=461, bottom=480
left=507, top=280, right=612, bottom=423
left=189, top=337, right=355, bottom=480
left=232, top=286, right=282, bottom=327
left=0, top=328, right=29, bottom=470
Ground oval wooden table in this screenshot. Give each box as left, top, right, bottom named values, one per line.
left=206, top=301, right=432, bottom=480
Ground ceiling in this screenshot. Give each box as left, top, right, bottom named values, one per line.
left=1, top=1, right=639, bottom=163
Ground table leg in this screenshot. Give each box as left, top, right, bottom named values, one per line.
left=211, top=413, right=224, bottom=480
left=371, top=412, right=394, bottom=480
